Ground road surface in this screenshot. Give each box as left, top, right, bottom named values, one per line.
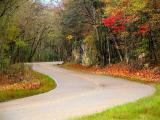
left=0, top=62, right=155, bottom=120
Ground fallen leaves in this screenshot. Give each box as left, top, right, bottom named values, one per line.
left=0, top=81, right=41, bottom=91
left=65, top=63, right=160, bottom=83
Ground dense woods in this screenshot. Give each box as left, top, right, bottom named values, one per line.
left=0, top=0, right=160, bottom=117
left=0, top=0, right=160, bottom=73
left=61, top=0, right=160, bottom=67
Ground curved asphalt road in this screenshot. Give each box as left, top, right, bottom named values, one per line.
left=0, top=62, right=155, bottom=120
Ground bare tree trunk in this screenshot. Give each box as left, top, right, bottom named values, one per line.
left=149, top=29, right=157, bottom=63
left=113, top=34, right=123, bottom=62
left=28, top=26, right=45, bottom=62
left=106, top=34, right=111, bottom=64
left=124, top=38, right=129, bottom=64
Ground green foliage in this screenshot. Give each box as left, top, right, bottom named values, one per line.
left=6, top=24, right=19, bottom=41
left=0, top=0, right=160, bottom=72
left=0, top=58, right=10, bottom=72
left=16, top=39, right=27, bottom=48
left=135, top=38, right=149, bottom=56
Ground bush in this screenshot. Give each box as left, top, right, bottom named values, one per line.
left=0, top=58, right=10, bottom=73
left=0, top=64, right=33, bottom=85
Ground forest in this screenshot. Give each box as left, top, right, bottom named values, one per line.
left=1, top=0, right=160, bottom=68
left=60, top=0, right=160, bottom=67
left=0, top=0, right=160, bottom=84
left=0, top=0, right=160, bottom=119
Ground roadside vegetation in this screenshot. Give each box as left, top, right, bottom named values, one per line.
left=0, top=0, right=59, bottom=102
left=0, top=64, right=56, bottom=102
left=61, top=63, right=160, bottom=83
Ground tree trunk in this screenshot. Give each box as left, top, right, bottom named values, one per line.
left=124, top=37, right=129, bottom=64
left=106, top=34, right=111, bottom=64
left=113, top=34, right=123, bottom=62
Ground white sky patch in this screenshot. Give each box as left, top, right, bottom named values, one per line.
left=41, top=0, right=51, bottom=4
left=41, top=0, right=60, bottom=5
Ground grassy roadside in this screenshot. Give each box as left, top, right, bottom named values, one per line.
left=60, top=63, right=160, bottom=120
left=74, top=83, right=160, bottom=120
left=0, top=71, right=56, bottom=102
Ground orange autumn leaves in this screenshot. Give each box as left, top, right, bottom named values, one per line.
left=0, top=81, right=41, bottom=91
left=66, top=63, right=160, bottom=82
left=102, top=64, right=160, bottom=82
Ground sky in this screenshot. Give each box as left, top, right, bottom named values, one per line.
left=41, top=0, right=51, bottom=4
left=41, top=0, right=61, bottom=5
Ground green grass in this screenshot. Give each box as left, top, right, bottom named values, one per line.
left=0, top=71, right=56, bottom=102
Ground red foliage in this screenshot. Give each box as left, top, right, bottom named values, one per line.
left=102, top=13, right=127, bottom=32
left=102, top=13, right=150, bottom=34
left=102, top=16, right=116, bottom=27
left=139, top=24, right=150, bottom=34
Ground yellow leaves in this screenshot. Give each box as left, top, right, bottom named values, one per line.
left=103, top=0, right=149, bottom=16
left=120, top=31, right=129, bottom=38
left=84, top=34, right=94, bottom=44
left=104, top=7, right=116, bottom=15
left=127, top=0, right=148, bottom=14
left=66, top=34, right=74, bottom=41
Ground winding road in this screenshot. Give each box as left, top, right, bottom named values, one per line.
left=0, top=62, right=155, bottom=120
